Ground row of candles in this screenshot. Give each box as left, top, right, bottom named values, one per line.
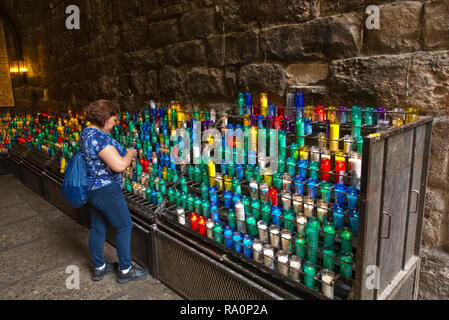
left=238, top=92, right=418, bottom=127
left=124, top=161, right=352, bottom=298
left=0, top=111, right=84, bottom=173
left=109, top=102, right=360, bottom=298
left=2, top=96, right=418, bottom=298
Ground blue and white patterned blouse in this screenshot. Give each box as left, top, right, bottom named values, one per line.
left=79, top=127, right=126, bottom=190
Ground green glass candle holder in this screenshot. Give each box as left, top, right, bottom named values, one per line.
left=284, top=210, right=295, bottom=231
left=194, top=166, right=202, bottom=183
left=233, top=177, right=242, bottom=195
left=296, top=118, right=305, bottom=147
left=228, top=164, right=236, bottom=177
left=245, top=167, right=254, bottom=181
left=273, top=172, right=283, bottom=190
left=295, top=234, right=306, bottom=259
left=303, top=261, right=316, bottom=289
left=323, top=245, right=335, bottom=271
left=228, top=209, right=237, bottom=231
left=254, top=167, right=262, bottom=184
left=247, top=216, right=258, bottom=237
left=290, top=143, right=299, bottom=161
left=278, top=156, right=286, bottom=174
left=242, top=195, right=251, bottom=216
left=251, top=199, right=261, bottom=220
left=175, top=190, right=182, bottom=206
left=261, top=202, right=271, bottom=223
left=341, top=227, right=353, bottom=254
left=202, top=199, right=210, bottom=218
left=168, top=188, right=175, bottom=203
left=309, top=161, right=320, bottom=180
left=351, top=118, right=362, bottom=139
left=340, top=252, right=354, bottom=278
left=320, top=182, right=333, bottom=202
left=200, top=183, right=208, bottom=200
left=323, top=220, right=336, bottom=248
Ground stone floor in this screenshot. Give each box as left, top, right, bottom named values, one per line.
left=0, top=174, right=181, bottom=300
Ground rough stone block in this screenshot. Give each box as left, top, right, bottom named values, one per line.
left=122, top=49, right=166, bottom=72
left=239, top=0, right=319, bottom=26
left=130, top=69, right=159, bottom=98
left=423, top=0, right=449, bottom=50
left=423, top=187, right=447, bottom=246
left=160, top=66, right=183, bottom=96
left=186, top=68, right=225, bottom=98
left=419, top=246, right=449, bottom=299
left=206, top=31, right=258, bottom=66
left=120, top=16, right=150, bottom=52
left=148, top=19, right=180, bottom=48
left=286, top=62, right=329, bottom=86
left=239, top=63, right=286, bottom=94
left=215, top=0, right=250, bottom=33
left=260, top=12, right=361, bottom=61
left=429, top=117, right=449, bottom=186
left=165, top=40, right=207, bottom=66
left=180, top=8, right=216, bottom=40
left=329, top=51, right=449, bottom=112
left=363, top=1, right=423, bottom=55
left=319, top=0, right=403, bottom=16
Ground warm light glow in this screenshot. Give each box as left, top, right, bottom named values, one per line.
left=9, top=60, right=28, bottom=74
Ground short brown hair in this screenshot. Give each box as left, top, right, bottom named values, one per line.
left=84, top=99, right=120, bottom=127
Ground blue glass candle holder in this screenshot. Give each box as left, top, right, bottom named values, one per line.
left=233, top=231, right=243, bottom=253
left=224, top=190, right=232, bottom=209
left=347, top=186, right=359, bottom=210
left=349, top=209, right=359, bottom=233
left=305, top=118, right=313, bottom=135
left=211, top=203, right=219, bottom=223
left=334, top=183, right=347, bottom=206
left=333, top=203, right=346, bottom=228
left=236, top=164, right=245, bottom=179
left=209, top=186, right=218, bottom=204
left=306, top=178, right=318, bottom=199
left=232, top=193, right=242, bottom=209
left=299, top=159, right=308, bottom=179
left=271, top=205, right=283, bottom=227
left=294, top=175, right=305, bottom=195
left=224, top=226, right=233, bottom=248
left=243, top=235, right=253, bottom=258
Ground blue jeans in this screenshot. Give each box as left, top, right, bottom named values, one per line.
left=87, top=182, right=133, bottom=271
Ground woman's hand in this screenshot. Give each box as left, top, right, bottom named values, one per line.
left=126, top=148, right=137, bottom=158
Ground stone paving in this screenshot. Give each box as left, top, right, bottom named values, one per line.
left=0, top=174, right=181, bottom=300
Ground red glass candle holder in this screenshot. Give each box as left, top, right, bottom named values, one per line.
left=278, top=105, right=285, bottom=118
left=316, top=106, right=326, bottom=122
left=190, top=213, right=199, bottom=231
left=268, top=187, right=279, bottom=206
left=198, top=216, right=207, bottom=236
left=335, top=160, right=346, bottom=184
left=274, top=117, right=282, bottom=130
left=321, top=158, right=331, bottom=181
left=253, top=104, right=260, bottom=116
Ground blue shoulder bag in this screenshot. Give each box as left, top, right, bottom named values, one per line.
left=61, top=133, right=103, bottom=208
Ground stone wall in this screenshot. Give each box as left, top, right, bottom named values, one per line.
left=1, top=0, right=448, bottom=299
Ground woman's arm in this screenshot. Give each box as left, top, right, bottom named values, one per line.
left=98, top=145, right=137, bottom=173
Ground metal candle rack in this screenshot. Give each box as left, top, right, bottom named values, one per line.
left=1, top=103, right=429, bottom=300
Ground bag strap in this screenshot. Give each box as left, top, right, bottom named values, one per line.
left=83, top=163, right=102, bottom=206
left=81, top=129, right=108, bottom=205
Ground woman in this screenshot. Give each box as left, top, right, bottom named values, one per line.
left=79, top=99, right=148, bottom=283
